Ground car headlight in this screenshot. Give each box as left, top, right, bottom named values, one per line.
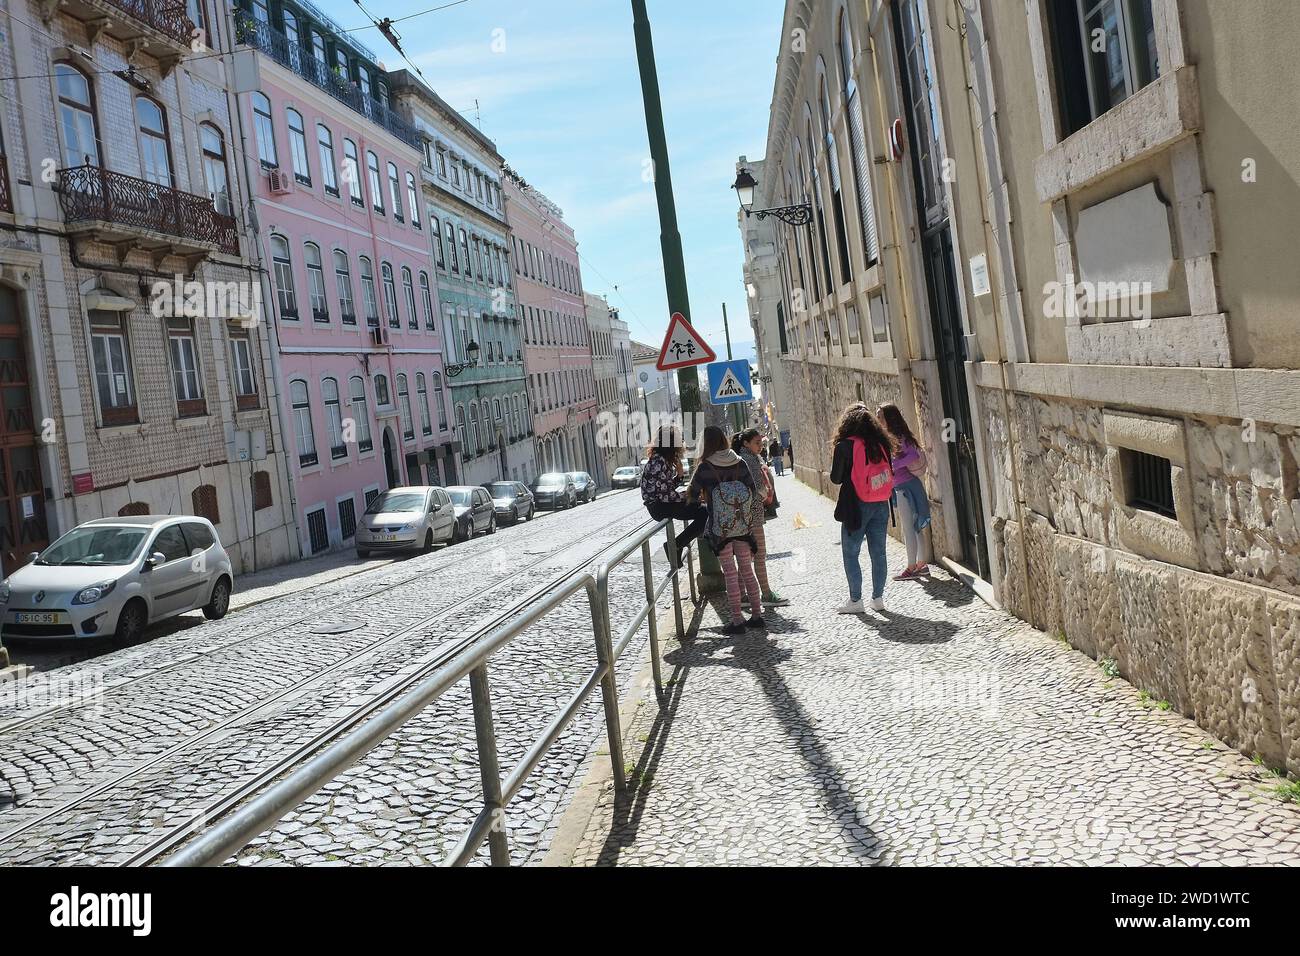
left=399, top=523, right=415, bottom=532
left=73, top=581, right=117, bottom=605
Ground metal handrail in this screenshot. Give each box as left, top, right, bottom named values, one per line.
left=163, top=517, right=694, bottom=867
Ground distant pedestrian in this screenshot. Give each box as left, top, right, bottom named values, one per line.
left=879, top=403, right=932, bottom=580
left=689, top=425, right=764, bottom=634
left=733, top=428, right=789, bottom=607
left=787, top=438, right=795, bottom=469
left=769, top=438, right=785, bottom=476
left=829, top=403, right=895, bottom=614
left=641, top=423, right=707, bottom=569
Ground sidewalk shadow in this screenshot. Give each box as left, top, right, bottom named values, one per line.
left=864, top=607, right=960, bottom=645
left=911, top=572, right=977, bottom=608
left=592, top=594, right=885, bottom=865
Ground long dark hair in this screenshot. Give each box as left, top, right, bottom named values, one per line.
left=697, top=424, right=730, bottom=462
left=731, top=427, right=761, bottom=452
left=647, top=423, right=685, bottom=468
left=878, top=403, right=918, bottom=450
left=831, top=402, right=895, bottom=464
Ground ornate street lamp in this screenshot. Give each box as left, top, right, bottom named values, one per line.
left=445, top=339, right=480, bottom=378
left=732, top=168, right=812, bottom=227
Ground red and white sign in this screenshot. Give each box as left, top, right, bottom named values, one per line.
left=72, top=472, right=94, bottom=495
left=656, top=312, right=716, bottom=371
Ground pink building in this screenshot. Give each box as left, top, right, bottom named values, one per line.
left=237, top=6, right=453, bottom=555
left=504, top=173, right=600, bottom=477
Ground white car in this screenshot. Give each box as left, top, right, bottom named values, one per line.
left=355, top=486, right=457, bottom=557
left=0, top=516, right=233, bottom=643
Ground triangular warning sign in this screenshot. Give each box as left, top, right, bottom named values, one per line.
left=714, top=368, right=747, bottom=398
left=656, top=312, right=716, bottom=371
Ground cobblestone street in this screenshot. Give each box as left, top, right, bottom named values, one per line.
left=561, top=476, right=1300, bottom=866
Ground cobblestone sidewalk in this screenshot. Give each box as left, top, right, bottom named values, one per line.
left=561, top=477, right=1300, bottom=866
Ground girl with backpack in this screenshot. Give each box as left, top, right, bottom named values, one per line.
left=642, top=423, right=708, bottom=569
left=689, top=425, right=764, bottom=634
left=732, top=428, right=789, bottom=607
left=829, top=403, right=896, bottom=613
left=878, top=403, right=932, bottom=580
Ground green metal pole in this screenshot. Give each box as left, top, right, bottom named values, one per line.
left=721, top=302, right=742, bottom=433
left=631, top=0, right=721, bottom=592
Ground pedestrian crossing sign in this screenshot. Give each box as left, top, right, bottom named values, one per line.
left=656, top=312, right=717, bottom=371
left=706, top=359, right=753, bottom=405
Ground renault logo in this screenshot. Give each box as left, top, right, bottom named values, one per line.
left=34, top=590, right=45, bottom=603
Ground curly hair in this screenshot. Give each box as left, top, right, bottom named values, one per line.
left=647, top=422, right=685, bottom=467
left=831, top=402, right=895, bottom=464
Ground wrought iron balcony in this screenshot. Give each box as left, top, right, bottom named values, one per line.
left=0, top=156, right=12, bottom=214
left=235, top=17, right=422, bottom=149
left=50, top=0, right=195, bottom=64
left=55, top=164, right=239, bottom=261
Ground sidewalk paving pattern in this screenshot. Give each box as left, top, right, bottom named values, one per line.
left=566, top=477, right=1300, bottom=866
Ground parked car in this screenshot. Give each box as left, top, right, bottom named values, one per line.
left=0, top=516, right=232, bottom=643
left=485, top=481, right=535, bottom=525
left=531, top=472, right=576, bottom=510
left=356, top=486, right=455, bottom=557
left=611, top=466, right=641, bottom=489
left=447, top=485, right=496, bottom=539
left=568, top=472, right=598, bottom=503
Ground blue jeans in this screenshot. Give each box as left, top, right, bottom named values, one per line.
left=841, top=499, right=890, bottom=602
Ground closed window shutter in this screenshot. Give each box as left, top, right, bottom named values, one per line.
left=846, top=90, right=879, bottom=264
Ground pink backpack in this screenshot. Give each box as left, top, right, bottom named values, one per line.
left=852, top=437, right=894, bottom=502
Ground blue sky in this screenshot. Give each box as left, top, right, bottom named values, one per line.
left=318, top=0, right=786, bottom=357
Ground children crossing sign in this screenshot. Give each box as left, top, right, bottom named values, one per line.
left=706, top=359, right=753, bottom=406
left=656, top=312, right=717, bottom=371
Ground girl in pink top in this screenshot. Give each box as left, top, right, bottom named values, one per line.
left=829, top=404, right=896, bottom=614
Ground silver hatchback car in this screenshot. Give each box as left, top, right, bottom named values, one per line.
left=0, top=515, right=233, bottom=642
left=355, top=486, right=457, bottom=557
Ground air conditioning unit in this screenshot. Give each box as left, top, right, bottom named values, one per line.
left=267, top=169, right=293, bottom=195
left=370, top=325, right=389, bottom=347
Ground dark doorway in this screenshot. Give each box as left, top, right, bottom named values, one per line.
left=382, top=428, right=400, bottom=489
left=0, top=286, right=48, bottom=575
left=498, top=433, right=507, bottom=480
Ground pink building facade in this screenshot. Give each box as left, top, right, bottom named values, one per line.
left=504, top=174, right=600, bottom=477
left=237, top=5, right=453, bottom=555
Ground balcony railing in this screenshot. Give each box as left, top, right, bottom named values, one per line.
left=235, top=17, right=422, bottom=149
left=0, top=156, right=11, bottom=214
left=56, top=164, right=237, bottom=255
left=106, top=0, right=194, bottom=47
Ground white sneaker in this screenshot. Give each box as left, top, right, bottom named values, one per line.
left=869, top=598, right=886, bottom=612
left=837, top=599, right=864, bottom=614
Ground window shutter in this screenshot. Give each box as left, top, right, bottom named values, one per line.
left=846, top=90, right=879, bottom=264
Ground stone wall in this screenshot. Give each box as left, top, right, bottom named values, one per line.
left=983, top=387, right=1300, bottom=775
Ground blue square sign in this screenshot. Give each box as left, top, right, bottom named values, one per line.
left=706, top=359, right=753, bottom=406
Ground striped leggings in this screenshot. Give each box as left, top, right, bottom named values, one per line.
left=719, top=540, right=762, bottom=624
left=750, top=523, right=771, bottom=594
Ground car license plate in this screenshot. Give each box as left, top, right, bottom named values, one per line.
left=379, top=534, right=398, bottom=542
left=15, top=612, right=62, bottom=625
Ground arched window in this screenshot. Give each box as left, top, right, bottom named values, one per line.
left=322, top=377, right=345, bottom=459
left=252, top=91, right=277, bottom=168
left=469, top=403, right=480, bottom=454
left=119, top=501, right=150, bottom=517
left=349, top=375, right=373, bottom=452
left=419, top=272, right=434, bottom=330
left=380, top=262, right=399, bottom=328
left=304, top=242, right=328, bottom=321
left=455, top=403, right=466, bottom=446
left=373, top=373, right=390, bottom=407
left=286, top=107, right=310, bottom=184
left=56, top=63, right=100, bottom=168
left=416, top=373, right=431, bottom=436
left=387, top=162, right=402, bottom=221
left=396, top=373, right=413, bottom=442
left=358, top=256, right=379, bottom=326
left=135, top=96, right=173, bottom=186
left=401, top=266, right=417, bottom=330
left=406, top=172, right=421, bottom=229
left=367, top=151, right=383, bottom=212
left=343, top=139, right=363, bottom=206
left=270, top=234, right=297, bottom=320
left=431, top=216, right=445, bottom=268
left=837, top=7, right=879, bottom=266
left=200, top=123, right=231, bottom=215
left=432, top=372, right=447, bottom=430
left=317, top=123, right=338, bottom=195
left=333, top=250, right=355, bottom=324
left=445, top=220, right=458, bottom=273
left=290, top=379, right=317, bottom=467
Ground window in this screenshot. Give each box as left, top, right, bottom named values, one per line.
left=445, top=221, right=458, bottom=272
left=270, top=235, right=297, bottom=319
left=396, top=374, right=414, bottom=442
left=406, top=173, right=421, bottom=229
left=459, top=229, right=471, bottom=279
left=334, top=250, right=356, bottom=324
left=343, top=139, right=363, bottom=206
left=381, top=262, right=399, bottom=328
left=469, top=403, right=480, bottom=454
left=135, top=97, right=173, bottom=187
left=401, top=267, right=418, bottom=330
left=374, top=373, right=391, bottom=407
left=451, top=159, right=461, bottom=187
left=230, top=333, right=258, bottom=409
left=252, top=91, right=277, bottom=168
left=358, top=256, right=379, bottom=326
left=89, top=310, right=136, bottom=425
left=317, top=124, right=338, bottom=196
left=56, top=63, right=100, bottom=168
left=304, top=242, right=328, bottom=321
left=167, top=317, right=205, bottom=416
left=286, top=108, right=310, bottom=185
left=471, top=237, right=482, bottom=284
left=432, top=372, right=447, bottom=429
left=323, top=377, right=346, bottom=460
left=894, top=0, right=944, bottom=227
left=869, top=291, right=890, bottom=344
left=838, top=9, right=879, bottom=265
left=436, top=148, right=448, bottom=178
left=431, top=215, right=445, bottom=268
left=1125, top=449, right=1175, bottom=518
left=367, top=151, right=383, bottom=212
left=1050, top=0, right=1158, bottom=136
left=200, top=123, right=232, bottom=215
left=338, top=496, right=357, bottom=540
left=311, top=32, right=327, bottom=69
left=350, top=375, right=373, bottom=452
left=306, top=508, right=328, bottom=554
left=419, top=272, right=434, bottom=330
left=282, top=9, right=301, bottom=68
left=388, top=162, right=403, bottom=221
left=251, top=471, right=273, bottom=511
left=455, top=404, right=466, bottom=446
left=416, top=373, right=431, bottom=436
left=290, top=379, right=317, bottom=467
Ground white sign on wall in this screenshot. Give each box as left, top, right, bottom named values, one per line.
left=969, top=253, right=991, bottom=297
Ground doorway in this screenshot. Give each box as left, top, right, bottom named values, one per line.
left=382, top=427, right=400, bottom=489
left=0, top=287, right=48, bottom=575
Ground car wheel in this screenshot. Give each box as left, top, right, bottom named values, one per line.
left=487, top=516, right=496, bottom=535
left=528, top=505, right=535, bottom=521
left=509, top=507, right=518, bottom=525
left=202, top=578, right=231, bottom=621
left=422, top=529, right=435, bottom=553
left=357, top=548, right=370, bottom=559
left=455, top=518, right=469, bottom=542
left=114, top=598, right=148, bottom=643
